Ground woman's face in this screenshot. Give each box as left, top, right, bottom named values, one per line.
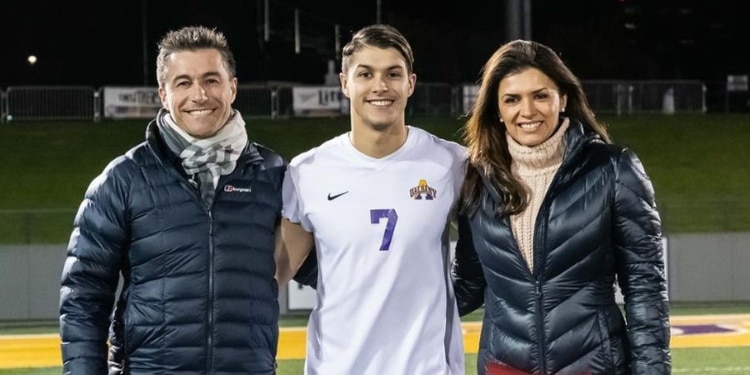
left=496, top=67, right=567, bottom=147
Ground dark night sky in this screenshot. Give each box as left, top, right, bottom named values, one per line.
left=1, top=0, right=746, bottom=88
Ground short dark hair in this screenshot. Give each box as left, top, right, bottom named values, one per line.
left=341, top=24, right=414, bottom=74
left=156, top=26, right=236, bottom=87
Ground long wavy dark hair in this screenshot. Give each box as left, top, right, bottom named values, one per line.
left=460, top=40, right=610, bottom=216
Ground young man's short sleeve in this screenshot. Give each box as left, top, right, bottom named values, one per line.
left=281, top=165, right=312, bottom=231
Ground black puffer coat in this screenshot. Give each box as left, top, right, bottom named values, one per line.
left=452, top=120, right=671, bottom=375
left=60, top=120, right=285, bottom=374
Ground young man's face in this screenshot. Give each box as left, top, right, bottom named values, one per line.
left=158, top=48, right=237, bottom=139
left=340, top=46, right=415, bottom=131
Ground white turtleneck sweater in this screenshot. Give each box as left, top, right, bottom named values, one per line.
left=507, top=118, right=569, bottom=272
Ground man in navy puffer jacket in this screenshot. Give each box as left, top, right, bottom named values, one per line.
left=59, top=26, right=288, bottom=374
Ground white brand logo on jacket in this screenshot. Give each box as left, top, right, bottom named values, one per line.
left=224, top=185, right=252, bottom=193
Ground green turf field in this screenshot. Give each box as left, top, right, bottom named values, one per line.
left=3, top=303, right=750, bottom=375
left=1, top=113, right=749, bottom=243
left=2, top=114, right=750, bottom=374
left=4, top=346, right=750, bottom=375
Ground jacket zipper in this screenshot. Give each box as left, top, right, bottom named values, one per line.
left=532, top=161, right=561, bottom=375
left=187, top=176, right=215, bottom=372
left=206, top=209, right=215, bottom=372
left=533, top=229, right=546, bottom=375
left=530, top=127, right=583, bottom=374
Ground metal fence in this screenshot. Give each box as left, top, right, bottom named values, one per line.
left=4, top=86, right=99, bottom=121
left=0, top=80, right=712, bottom=123
left=581, top=80, right=707, bottom=115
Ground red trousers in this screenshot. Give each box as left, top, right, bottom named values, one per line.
left=485, top=363, right=531, bottom=375
left=485, top=362, right=591, bottom=375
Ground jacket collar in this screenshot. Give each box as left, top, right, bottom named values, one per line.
left=476, top=117, right=599, bottom=209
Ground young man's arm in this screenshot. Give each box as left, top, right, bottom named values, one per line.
left=275, top=218, right=315, bottom=286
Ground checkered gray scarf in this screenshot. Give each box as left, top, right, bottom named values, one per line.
left=157, top=108, right=248, bottom=208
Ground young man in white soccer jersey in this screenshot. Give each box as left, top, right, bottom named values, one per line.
left=276, top=24, right=467, bottom=375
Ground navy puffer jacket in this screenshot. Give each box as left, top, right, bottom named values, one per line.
left=452, top=120, right=671, bottom=375
left=60, top=120, right=285, bottom=374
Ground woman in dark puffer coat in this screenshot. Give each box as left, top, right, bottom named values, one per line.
left=452, top=40, right=671, bottom=375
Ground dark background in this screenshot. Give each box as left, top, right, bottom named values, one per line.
left=1, top=0, right=745, bottom=87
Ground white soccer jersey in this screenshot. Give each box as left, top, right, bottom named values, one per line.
left=282, top=126, right=467, bottom=375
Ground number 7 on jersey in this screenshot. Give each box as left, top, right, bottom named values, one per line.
left=370, top=209, right=398, bottom=251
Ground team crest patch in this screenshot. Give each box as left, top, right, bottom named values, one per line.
left=409, top=179, right=436, bottom=200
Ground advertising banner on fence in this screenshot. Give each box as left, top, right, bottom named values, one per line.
left=287, top=282, right=317, bottom=311
left=292, top=86, right=348, bottom=117
left=103, top=86, right=161, bottom=119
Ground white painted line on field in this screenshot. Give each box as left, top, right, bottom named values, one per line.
left=280, top=327, right=307, bottom=332
left=672, top=314, right=750, bottom=321
left=0, top=333, right=57, bottom=340
left=673, top=367, right=750, bottom=373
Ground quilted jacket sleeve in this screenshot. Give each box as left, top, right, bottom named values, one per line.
left=451, top=213, right=487, bottom=316
left=59, top=158, right=130, bottom=375
left=612, top=148, right=671, bottom=374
